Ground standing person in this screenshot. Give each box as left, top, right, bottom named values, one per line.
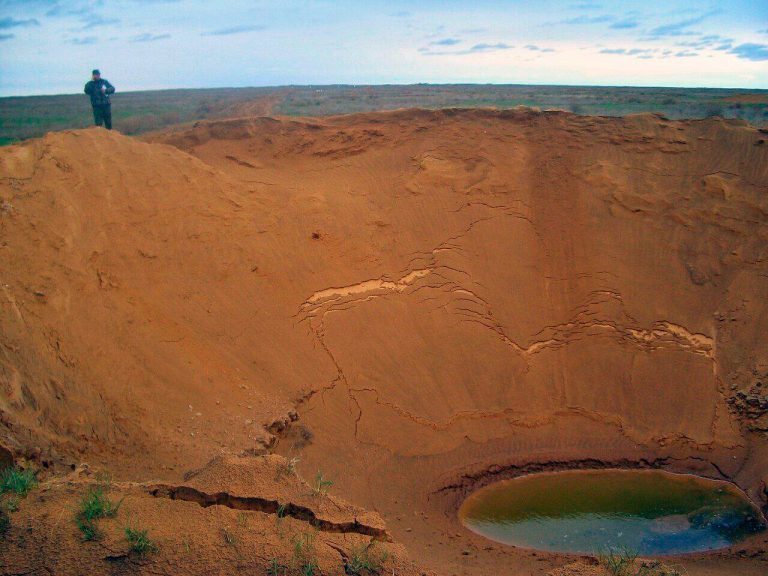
left=84, top=69, right=115, bottom=130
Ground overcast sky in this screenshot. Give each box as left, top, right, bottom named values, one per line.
left=0, top=0, right=766, bottom=96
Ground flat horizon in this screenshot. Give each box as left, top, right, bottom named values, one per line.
left=2, top=81, right=768, bottom=100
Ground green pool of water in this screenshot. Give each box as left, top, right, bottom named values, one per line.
left=458, top=469, right=765, bottom=555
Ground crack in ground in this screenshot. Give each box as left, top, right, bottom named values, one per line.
left=145, top=484, right=390, bottom=540
left=294, top=207, right=718, bottom=444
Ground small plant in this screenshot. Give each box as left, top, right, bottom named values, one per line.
left=345, top=541, right=389, bottom=575
left=0, top=466, right=37, bottom=497
left=598, top=549, right=686, bottom=576
left=292, top=531, right=318, bottom=576
left=275, top=503, right=288, bottom=538
left=599, top=547, right=638, bottom=576
left=276, top=456, right=300, bottom=481
left=125, top=526, right=158, bottom=556
left=312, top=471, right=333, bottom=496
left=76, top=516, right=101, bottom=541
left=267, top=557, right=289, bottom=576
left=75, top=486, right=122, bottom=541
left=0, top=466, right=34, bottom=540
left=299, top=562, right=318, bottom=576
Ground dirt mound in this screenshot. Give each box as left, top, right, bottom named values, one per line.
left=1, top=109, right=768, bottom=575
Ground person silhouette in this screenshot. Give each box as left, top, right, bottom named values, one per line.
left=83, top=69, right=116, bottom=130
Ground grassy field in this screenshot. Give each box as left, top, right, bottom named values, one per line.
left=1, top=84, right=766, bottom=145
left=0, top=87, right=279, bottom=145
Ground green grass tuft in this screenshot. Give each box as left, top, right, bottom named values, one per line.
left=0, top=466, right=37, bottom=497
left=345, top=541, right=388, bottom=575
left=0, top=465, right=36, bottom=537
left=75, top=486, right=122, bottom=541
left=299, top=563, right=318, bottom=576
left=312, top=471, right=333, bottom=496
left=125, top=526, right=158, bottom=556
left=267, top=557, right=289, bottom=576
left=598, top=548, right=686, bottom=576
left=292, top=531, right=318, bottom=575
left=599, top=548, right=638, bottom=576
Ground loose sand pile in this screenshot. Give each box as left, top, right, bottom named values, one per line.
left=1, top=108, right=767, bottom=574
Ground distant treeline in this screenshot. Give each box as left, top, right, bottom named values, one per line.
left=1, top=84, right=766, bottom=145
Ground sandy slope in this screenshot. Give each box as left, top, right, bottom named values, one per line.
left=1, top=108, right=767, bottom=575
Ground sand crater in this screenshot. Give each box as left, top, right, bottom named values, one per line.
left=1, top=108, right=767, bottom=575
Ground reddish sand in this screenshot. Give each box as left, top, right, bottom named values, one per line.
left=1, top=108, right=767, bottom=575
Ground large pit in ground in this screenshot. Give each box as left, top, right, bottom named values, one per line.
left=2, top=109, right=767, bottom=575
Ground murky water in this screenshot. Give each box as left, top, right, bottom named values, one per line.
left=458, top=469, right=765, bottom=555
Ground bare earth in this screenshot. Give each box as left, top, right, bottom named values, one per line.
left=1, top=108, right=767, bottom=575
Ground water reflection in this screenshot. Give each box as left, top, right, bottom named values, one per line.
left=458, top=469, right=764, bottom=555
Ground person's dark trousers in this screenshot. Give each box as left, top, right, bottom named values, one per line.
left=92, top=104, right=112, bottom=130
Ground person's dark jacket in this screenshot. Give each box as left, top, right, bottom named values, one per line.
left=84, top=78, right=115, bottom=107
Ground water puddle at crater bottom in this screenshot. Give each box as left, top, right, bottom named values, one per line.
left=458, top=469, right=765, bottom=555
